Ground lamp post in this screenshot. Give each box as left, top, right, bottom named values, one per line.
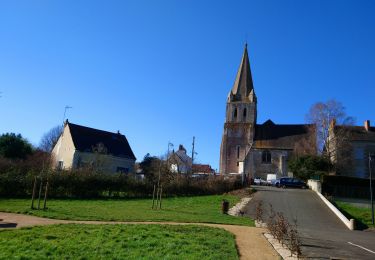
left=369, top=154, right=374, bottom=225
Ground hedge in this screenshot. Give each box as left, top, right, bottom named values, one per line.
left=322, top=175, right=375, bottom=199
left=0, top=169, right=243, bottom=198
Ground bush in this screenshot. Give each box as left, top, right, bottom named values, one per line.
left=288, top=155, right=332, bottom=181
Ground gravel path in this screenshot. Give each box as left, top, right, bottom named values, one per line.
left=0, top=212, right=278, bottom=260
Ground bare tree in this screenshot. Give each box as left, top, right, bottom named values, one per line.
left=293, top=124, right=317, bottom=156
left=306, top=99, right=355, bottom=159
left=39, top=125, right=63, bottom=153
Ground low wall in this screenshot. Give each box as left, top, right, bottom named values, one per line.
left=308, top=179, right=355, bottom=230
left=315, top=191, right=355, bottom=230
left=307, top=179, right=321, bottom=193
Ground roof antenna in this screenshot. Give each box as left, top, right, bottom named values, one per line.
left=63, top=105, right=72, bottom=125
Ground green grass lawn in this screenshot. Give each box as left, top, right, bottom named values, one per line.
left=0, top=224, right=238, bottom=259
left=335, top=201, right=374, bottom=229
left=0, top=195, right=253, bottom=226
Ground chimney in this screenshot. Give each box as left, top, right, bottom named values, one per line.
left=178, top=144, right=187, bottom=154
left=364, top=120, right=370, bottom=131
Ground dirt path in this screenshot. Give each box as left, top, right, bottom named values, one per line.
left=0, top=212, right=278, bottom=260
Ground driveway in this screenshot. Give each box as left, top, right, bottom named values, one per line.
left=244, top=186, right=375, bottom=259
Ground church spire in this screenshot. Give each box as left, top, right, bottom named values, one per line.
left=228, top=43, right=255, bottom=102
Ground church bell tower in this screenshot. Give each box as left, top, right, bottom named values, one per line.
left=219, top=44, right=257, bottom=174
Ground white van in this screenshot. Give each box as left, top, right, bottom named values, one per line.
left=266, top=174, right=277, bottom=185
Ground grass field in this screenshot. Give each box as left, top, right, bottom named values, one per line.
left=0, top=195, right=254, bottom=226
left=0, top=224, right=238, bottom=259
left=335, top=201, right=374, bottom=229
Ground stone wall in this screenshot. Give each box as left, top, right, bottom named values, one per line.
left=249, top=149, right=289, bottom=179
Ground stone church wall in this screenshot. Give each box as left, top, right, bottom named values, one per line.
left=251, top=149, right=289, bottom=179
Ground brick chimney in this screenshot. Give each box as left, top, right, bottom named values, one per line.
left=364, top=120, right=370, bottom=131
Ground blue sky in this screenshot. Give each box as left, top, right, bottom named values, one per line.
left=0, top=0, right=374, bottom=170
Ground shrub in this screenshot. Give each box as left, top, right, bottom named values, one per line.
left=288, top=155, right=332, bottom=181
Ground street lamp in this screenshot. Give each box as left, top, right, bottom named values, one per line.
left=369, top=154, right=374, bottom=225
left=167, top=142, right=174, bottom=169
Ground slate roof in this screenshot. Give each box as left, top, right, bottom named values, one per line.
left=228, top=44, right=256, bottom=102
left=67, top=122, right=136, bottom=160
left=334, top=125, right=375, bottom=142
left=253, top=119, right=314, bottom=149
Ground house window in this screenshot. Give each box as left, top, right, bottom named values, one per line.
left=233, top=108, right=237, bottom=119
left=117, top=167, right=129, bottom=174
left=237, top=146, right=240, bottom=159
left=243, top=108, right=247, bottom=118
left=262, top=151, right=271, bottom=164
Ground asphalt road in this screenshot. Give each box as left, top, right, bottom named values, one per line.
left=244, top=186, right=375, bottom=259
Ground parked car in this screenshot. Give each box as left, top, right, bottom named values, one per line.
left=277, top=177, right=307, bottom=189
left=270, top=178, right=280, bottom=186
left=254, top=177, right=267, bottom=185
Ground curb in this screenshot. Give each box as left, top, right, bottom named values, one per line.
left=228, top=197, right=252, bottom=216
left=314, top=191, right=355, bottom=230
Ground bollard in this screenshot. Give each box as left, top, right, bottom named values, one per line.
left=222, top=199, right=229, bottom=214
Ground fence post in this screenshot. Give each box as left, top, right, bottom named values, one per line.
left=37, top=176, right=43, bottom=210
left=31, top=176, right=37, bottom=209
left=43, top=180, right=49, bottom=210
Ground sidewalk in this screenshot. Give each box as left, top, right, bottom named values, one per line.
left=0, top=212, right=279, bottom=260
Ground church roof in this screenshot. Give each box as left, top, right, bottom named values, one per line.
left=67, top=122, right=136, bottom=160
left=228, top=44, right=255, bottom=102
left=254, top=120, right=314, bottom=149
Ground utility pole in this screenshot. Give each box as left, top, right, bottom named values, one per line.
left=369, top=154, right=374, bottom=225
left=191, top=137, right=195, bottom=164
left=191, top=136, right=195, bottom=173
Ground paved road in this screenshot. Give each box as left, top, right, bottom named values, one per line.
left=244, top=186, right=375, bottom=259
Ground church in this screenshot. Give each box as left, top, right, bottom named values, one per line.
left=219, top=44, right=315, bottom=179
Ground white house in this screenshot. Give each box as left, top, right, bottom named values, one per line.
left=51, top=120, right=136, bottom=173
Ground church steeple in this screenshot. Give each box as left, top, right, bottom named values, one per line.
left=220, top=43, right=258, bottom=175
left=228, top=43, right=256, bottom=102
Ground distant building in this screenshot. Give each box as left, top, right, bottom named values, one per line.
left=169, top=144, right=214, bottom=175
left=169, top=145, right=192, bottom=174
left=220, top=44, right=315, bottom=179
left=192, top=164, right=215, bottom=175
left=51, top=120, right=136, bottom=173
left=329, top=120, right=375, bottom=178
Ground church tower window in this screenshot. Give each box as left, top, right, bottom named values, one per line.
left=262, top=150, right=271, bottom=164
left=233, top=108, right=237, bottom=119
left=243, top=108, right=247, bottom=118
left=237, top=145, right=240, bottom=159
